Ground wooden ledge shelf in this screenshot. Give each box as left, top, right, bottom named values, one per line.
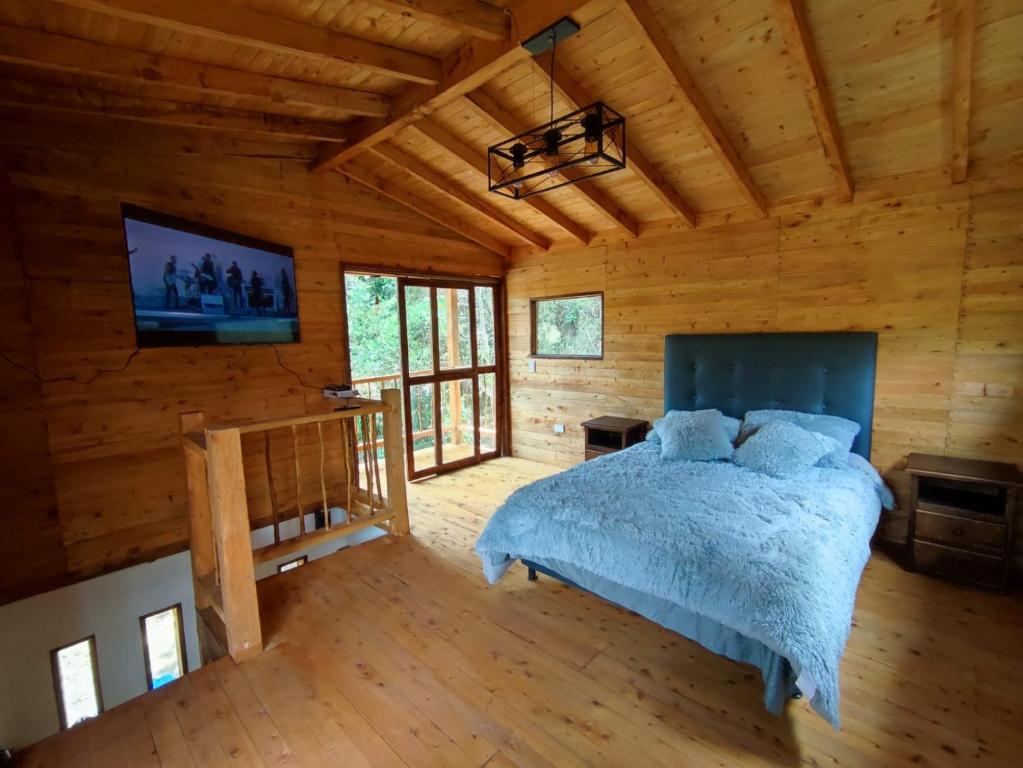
left=219, top=398, right=390, bottom=435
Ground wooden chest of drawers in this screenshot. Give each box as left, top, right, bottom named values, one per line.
left=906, top=453, right=1020, bottom=592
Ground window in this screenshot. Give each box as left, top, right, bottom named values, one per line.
left=140, top=605, right=187, bottom=691
left=277, top=555, right=307, bottom=573
left=531, top=293, right=603, bottom=359
left=51, top=636, right=103, bottom=729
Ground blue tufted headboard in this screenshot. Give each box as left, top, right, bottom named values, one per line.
left=663, top=332, right=878, bottom=457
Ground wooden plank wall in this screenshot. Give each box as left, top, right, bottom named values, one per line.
left=0, top=117, right=500, bottom=603
left=950, top=190, right=1023, bottom=463
left=507, top=185, right=1023, bottom=543
left=0, top=154, right=67, bottom=604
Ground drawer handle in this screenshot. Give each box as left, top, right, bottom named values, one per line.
left=952, top=526, right=964, bottom=537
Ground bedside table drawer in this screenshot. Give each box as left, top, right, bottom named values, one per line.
left=914, top=509, right=1006, bottom=555
left=912, top=541, right=1004, bottom=590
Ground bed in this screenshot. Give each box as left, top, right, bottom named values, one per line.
left=475, top=332, right=888, bottom=728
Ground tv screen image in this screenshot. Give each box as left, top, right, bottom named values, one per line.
left=122, top=204, right=300, bottom=347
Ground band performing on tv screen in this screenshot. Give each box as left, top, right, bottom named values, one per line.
left=123, top=206, right=300, bottom=347
left=159, top=253, right=294, bottom=317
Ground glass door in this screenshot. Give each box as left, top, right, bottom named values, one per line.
left=397, top=277, right=500, bottom=479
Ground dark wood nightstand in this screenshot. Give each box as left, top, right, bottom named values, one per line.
left=906, top=453, right=1021, bottom=592
left=581, top=416, right=649, bottom=461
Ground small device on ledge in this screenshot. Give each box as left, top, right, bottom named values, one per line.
left=323, top=383, right=361, bottom=409
left=906, top=452, right=1020, bottom=592
left=581, top=416, right=649, bottom=461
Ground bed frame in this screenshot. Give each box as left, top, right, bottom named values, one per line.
left=521, top=331, right=879, bottom=692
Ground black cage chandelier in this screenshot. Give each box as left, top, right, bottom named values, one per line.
left=488, top=18, right=626, bottom=200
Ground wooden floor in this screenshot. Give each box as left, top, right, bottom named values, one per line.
left=21, top=457, right=1023, bottom=767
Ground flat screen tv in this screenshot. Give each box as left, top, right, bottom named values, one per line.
left=121, top=204, right=300, bottom=347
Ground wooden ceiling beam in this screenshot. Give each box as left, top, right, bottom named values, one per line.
left=950, top=0, right=976, bottom=184
left=409, top=119, right=593, bottom=244
left=310, top=0, right=595, bottom=173
left=363, top=0, right=510, bottom=41
left=465, top=89, right=640, bottom=237
left=773, top=1, right=853, bottom=201
left=532, top=54, right=697, bottom=227
left=372, top=143, right=551, bottom=249
left=0, top=107, right=318, bottom=159
left=619, top=0, right=767, bottom=216
left=0, top=25, right=390, bottom=118
left=0, top=82, right=348, bottom=141
left=337, top=163, right=512, bottom=260
left=56, top=0, right=441, bottom=85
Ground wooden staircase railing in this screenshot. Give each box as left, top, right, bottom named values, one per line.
left=179, top=389, right=409, bottom=663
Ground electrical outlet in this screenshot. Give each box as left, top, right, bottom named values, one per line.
left=528, top=358, right=537, bottom=373
left=553, top=423, right=566, bottom=434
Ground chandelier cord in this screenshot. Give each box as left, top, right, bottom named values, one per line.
left=549, top=32, right=557, bottom=124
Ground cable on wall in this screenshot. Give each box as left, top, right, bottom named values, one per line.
left=1, top=345, right=324, bottom=392
left=0, top=348, right=140, bottom=386
left=269, top=344, right=323, bottom=392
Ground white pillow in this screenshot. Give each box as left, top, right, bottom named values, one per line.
left=648, top=410, right=741, bottom=444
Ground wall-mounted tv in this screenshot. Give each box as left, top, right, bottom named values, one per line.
left=121, top=204, right=300, bottom=347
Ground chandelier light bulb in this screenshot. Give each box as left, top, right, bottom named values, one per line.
left=542, top=128, right=562, bottom=166
left=582, top=112, right=602, bottom=164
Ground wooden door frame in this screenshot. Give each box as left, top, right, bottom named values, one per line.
left=340, top=265, right=509, bottom=481
left=398, top=276, right=500, bottom=480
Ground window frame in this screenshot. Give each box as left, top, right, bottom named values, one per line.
left=277, top=555, right=308, bottom=573
left=139, top=603, right=188, bottom=691
left=529, top=291, right=605, bottom=360
left=50, top=634, right=104, bottom=730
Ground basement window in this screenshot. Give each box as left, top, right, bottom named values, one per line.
left=531, top=292, right=604, bottom=359
left=140, top=605, right=186, bottom=690
left=278, top=555, right=308, bottom=573
left=51, top=636, right=103, bottom=729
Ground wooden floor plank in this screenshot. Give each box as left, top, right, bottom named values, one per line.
left=187, top=664, right=274, bottom=767
left=169, top=675, right=244, bottom=768
left=209, top=659, right=303, bottom=768
left=281, top=576, right=501, bottom=766
left=312, top=566, right=588, bottom=768
left=17, top=738, right=59, bottom=768
left=234, top=650, right=350, bottom=767
left=17, top=457, right=1023, bottom=768
left=322, top=563, right=594, bottom=768
left=86, top=700, right=160, bottom=768
left=140, top=686, right=197, bottom=768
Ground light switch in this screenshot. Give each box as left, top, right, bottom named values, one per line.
left=553, top=423, right=566, bottom=434
left=528, top=358, right=537, bottom=373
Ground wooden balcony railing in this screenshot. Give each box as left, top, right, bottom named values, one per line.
left=352, top=372, right=496, bottom=453
left=179, top=389, right=408, bottom=663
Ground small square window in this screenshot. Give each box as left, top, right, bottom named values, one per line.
left=140, top=605, right=187, bottom=691
left=51, top=636, right=103, bottom=729
left=277, top=555, right=308, bottom=573
left=530, top=293, right=603, bottom=359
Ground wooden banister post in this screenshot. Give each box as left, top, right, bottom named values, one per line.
left=381, top=388, right=410, bottom=535
left=264, top=431, right=280, bottom=545
left=206, top=426, right=262, bottom=662
left=446, top=289, right=462, bottom=446
left=317, top=422, right=330, bottom=529
left=291, top=424, right=305, bottom=536
left=181, top=412, right=214, bottom=598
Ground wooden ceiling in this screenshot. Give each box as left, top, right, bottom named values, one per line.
left=1, top=0, right=1020, bottom=260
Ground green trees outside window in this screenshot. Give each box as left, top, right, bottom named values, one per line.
left=531, top=293, right=603, bottom=358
